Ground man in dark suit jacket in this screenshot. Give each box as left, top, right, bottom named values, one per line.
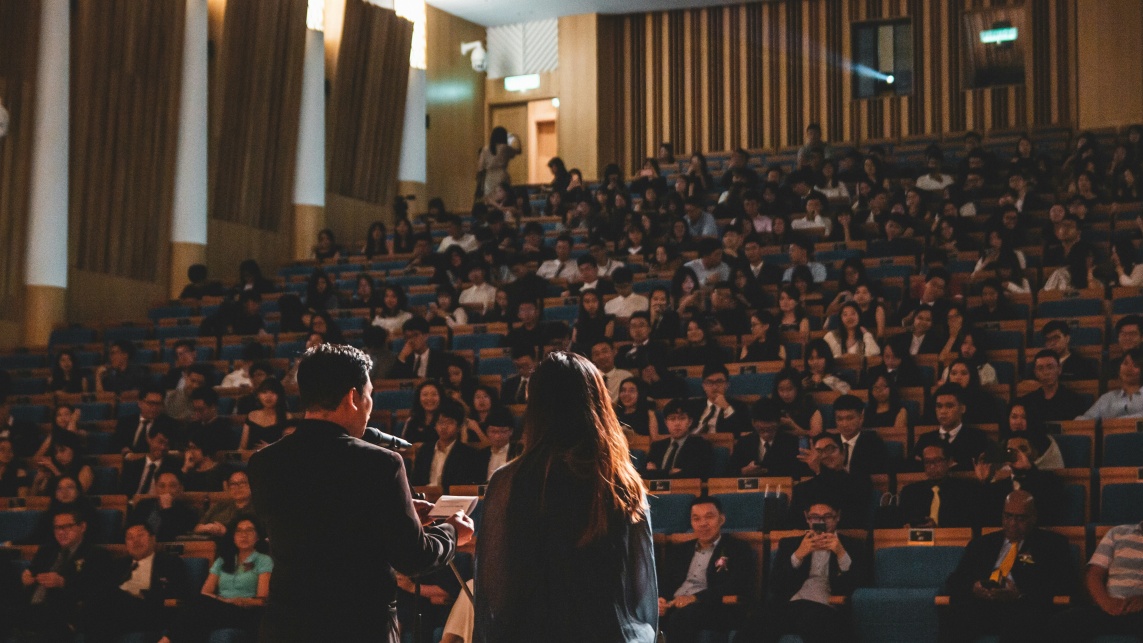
left=658, top=496, right=756, bottom=643
left=645, top=400, right=714, bottom=479
left=615, top=312, right=668, bottom=371
left=13, top=508, right=115, bottom=640
left=476, top=424, right=524, bottom=483
left=113, top=387, right=180, bottom=455
left=833, top=394, right=889, bottom=476
left=248, top=344, right=472, bottom=642
left=686, top=363, right=752, bottom=437
left=392, top=317, right=449, bottom=380
left=913, top=384, right=995, bottom=472
left=730, top=399, right=807, bottom=478
left=942, top=490, right=1075, bottom=643
left=127, top=470, right=201, bottom=542
left=898, top=442, right=981, bottom=528
left=979, top=436, right=1067, bottom=527
left=120, top=427, right=182, bottom=499
left=737, top=233, right=783, bottom=310
left=499, top=347, right=535, bottom=406
left=791, top=433, right=874, bottom=530
left=86, top=521, right=190, bottom=642
left=757, top=498, right=868, bottom=642
left=408, top=401, right=483, bottom=488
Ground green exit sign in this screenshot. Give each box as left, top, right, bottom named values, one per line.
left=980, top=27, right=1018, bottom=44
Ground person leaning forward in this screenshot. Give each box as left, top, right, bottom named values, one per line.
left=248, top=344, right=474, bottom=642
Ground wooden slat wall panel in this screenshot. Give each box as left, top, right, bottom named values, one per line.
left=70, top=0, right=184, bottom=280
left=210, top=0, right=306, bottom=231
left=0, top=0, right=39, bottom=320
left=600, top=0, right=1076, bottom=172
left=328, top=0, right=413, bottom=205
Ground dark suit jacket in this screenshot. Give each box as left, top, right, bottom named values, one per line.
left=982, top=468, right=1067, bottom=527
left=127, top=499, right=201, bottom=542
left=729, top=432, right=807, bottom=478
left=770, top=533, right=868, bottom=603
left=476, top=443, right=524, bottom=482
left=650, top=310, right=682, bottom=341
left=1061, top=353, right=1100, bottom=381
left=658, top=534, right=756, bottom=606
left=686, top=398, right=752, bottom=437
left=845, top=430, right=889, bottom=476
left=616, top=341, right=669, bottom=371
left=944, top=528, right=1075, bottom=604
left=119, top=455, right=182, bottom=498
left=898, top=476, right=981, bottom=528
left=248, top=419, right=457, bottom=643
left=392, top=349, right=449, bottom=380
left=791, top=468, right=873, bottom=530
left=25, top=538, right=115, bottom=617
left=409, top=439, right=483, bottom=488
left=913, top=426, right=994, bottom=472
left=645, top=435, right=714, bottom=479
left=109, top=550, right=189, bottom=605
left=113, top=414, right=179, bottom=454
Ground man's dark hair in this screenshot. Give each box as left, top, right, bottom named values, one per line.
left=55, top=507, right=88, bottom=526
left=925, top=267, right=951, bottom=284
left=690, top=495, right=723, bottom=513
left=921, top=440, right=952, bottom=460
left=790, top=236, right=815, bottom=255
left=1125, top=347, right=1143, bottom=367
left=187, top=264, right=209, bottom=283
left=510, top=345, right=537, bottom=361
left=806, top=123, right=822, bottom=133
left=697, top=237, right=722, bottom=256
left=814, top=432, right=843, bottom=448
left=702, top=362, right=729, bottom=380
left=112, top=340, right=136, bottom=359
left=832, top=394, right=865, bottom=414
left=555, top=233, right=574, bottom=246
left=662, top=399, right=692, bottom=419
left=249, top=360, right=274, bottom=377
left=173, top=339, right=196, bottom=353
left=190, top=387, right=219, bottom=406
left=296, top=344, right=373, bottom=412
left=437, top=399, right=467, bottom=425
left=402, top=316, right=431, bottom=334
left=1041, top=320, right=1072, bottom=337
left=686, top=195, right=706, bottom=209
left=1033, top=349, right=1060, bottom=364
left=611, top=267, right=634, bottom=284
left=187, top=363, right=214, bottom=379
left=751, top=398, right=782, bottom=423
left=629, top=311, right=651, bottom=323
left=125, top=519, right=156, bottom=535
left=933, top=383, right=964, bottom=404
left=1116, top=315, right=1143, bottom=334
left=577, top=255, right=598, bottom=268
left=139, top=385, right=165, bottom=401
left=241, top=341, right=267, bottom=362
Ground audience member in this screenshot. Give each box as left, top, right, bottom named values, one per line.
left=897, top=442, right=979, bottom=528
left=1078, top=348, right=1143, bottom=420
left=730, top=399, right=804, bottom=478
left=644, top=399, right=713, bottom=479
left=128, top=470, right=201, bottom=542
left=121, top=427, right=180, bottom=499
left=409, top=400, right=482, bottom=488
left=913, top=384, right=994, bottom=472
left=194, top=470, right=256, bottom=539
left=1049, top=519, right=1143, bottom=641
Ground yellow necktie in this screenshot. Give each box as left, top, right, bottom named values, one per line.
left=928, top=485, right=941, bottom=526
left=990, top=543, right=1018, bottom=583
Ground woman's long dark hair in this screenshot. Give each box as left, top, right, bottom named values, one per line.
left=219, top=515, right=268, bottom=574
left=515, top=352, right=645, bottom=545
left=490, top=127, right=508, bottom=155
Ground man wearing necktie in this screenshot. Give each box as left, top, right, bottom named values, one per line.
left=941, top=490, right=1075, bottom=643
left=113, top=388, right=174, bottom=455
left=897, top=443, right=979, bottom=528
left=499, top=348, right=536, bottom=405
left=730, top=399, right=804, bottom=478
left=120, top=426, right=180, bottom=499
left=686, top=363, right=751, bottom=438
left=832, top=394, right=888, bottom=476
left=85, top=522, right=189, bottom=642
left=913, top=384, right=994, bottom=472
left=14, top=509, right=114, bottom=640
left=644, top=400, right=713, bottom=479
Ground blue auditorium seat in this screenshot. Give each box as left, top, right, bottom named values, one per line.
left=76, top=401, right=113, bottom=421
left=851, top=587, right=941, bottom=643
left=874, top=546, right=964, bottom=589
left=710, top=493, right=765, bottom=532
left=1101, top=484, right=1143, bottom=524
left=89, top=508, right=124, bottom=544
left=647, top=493, right=696, bottom=534
left=1055, top=434, right=1092, bottom=468
left=0, top=510, right=42, bottom=543
left=373, top=389, right=415, bottom=412
left=728, top=372, right=776, bottom=397
left=476, top=356, right=515, bottom=377
left=1037, top=298, right=1104, bottom=319
left=451, top=333, right=505, bottom=351
left=1103, top=433, right=1143, bottom=467
left=9, top=404, right=49, bottom=424
left=89, top=466, right=120, bottom=495
left=542, top=306, right=579, bottom=323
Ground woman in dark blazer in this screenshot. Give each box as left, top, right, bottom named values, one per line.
left=474, top=352, right=658, bottom=643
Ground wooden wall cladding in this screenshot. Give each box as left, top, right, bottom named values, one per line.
left=600, top=0, right=1076, bottom=172
left=210, top=0, right=307, bottom=232
left=0, top=0, right=39, bottom=319
left=328, top=0, right=413, bottom=205
left=70, top=0, right=185, bottom=281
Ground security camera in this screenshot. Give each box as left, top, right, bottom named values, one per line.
left=460, top=41, right=487, bottom=73
left=0, top=99, right=9, bottom=139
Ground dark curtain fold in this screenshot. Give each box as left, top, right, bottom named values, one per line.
left=70, top=0, right=185, bottom=280
left=329, top=0, right=413, bottom=205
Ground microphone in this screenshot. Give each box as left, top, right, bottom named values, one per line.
left=362, top=427, right=413, bottom=451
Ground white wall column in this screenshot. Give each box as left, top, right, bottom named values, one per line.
left=23, top=0, right=70, bottom=346
left=170, top=0, right=210, bottom=299
left=294, top=18, right=327, bottom=260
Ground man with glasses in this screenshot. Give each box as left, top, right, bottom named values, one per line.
left=686, top=363, right=750, bottom=437
left=759, top=498, right=868, bottom=642
left=791, top=433, right=873, bottom=530
left=12, top=509, right=113, bottom=640
left=1040, top=321, right=1099, bottom=381
left=941, top=490, right=1074, bottom=643
left=897, top=442, right=978, bottom=528
left=114, top=386, right=178, bottom=455
left=644, top=399, right=713, bottom=480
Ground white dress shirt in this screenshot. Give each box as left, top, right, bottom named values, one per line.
left=429, top=440, right=456, bottom=487
left=120, top=554, right=154, bottom=598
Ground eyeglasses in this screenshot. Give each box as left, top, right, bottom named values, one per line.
left=703, top=379, right=728, bottom=386
left=816, top=445, right=839, bottom=454
left=806, top=514, right=837, bottom=522
left=53, top=523, right=79, bottom=531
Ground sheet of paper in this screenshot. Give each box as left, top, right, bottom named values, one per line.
left=428, top=495, right=479, bottom=519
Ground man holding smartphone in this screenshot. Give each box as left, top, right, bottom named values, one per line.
left=752, top=499, right=868, bottom=642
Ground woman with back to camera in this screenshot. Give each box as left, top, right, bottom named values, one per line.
left=474, top=351, right=657, bottom=643
left=478, top=127, right=518, bottom=198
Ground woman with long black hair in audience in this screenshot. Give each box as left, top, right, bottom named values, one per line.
left=995, top=253, right=1032, bottom=294
left=401, top=380, right=446, bottom=444
left=646, top=244, right=680, bottom=276
left=391, top=216, right=417, bottom=254
left=863, top=373, right=909, bottom=434
left=630, top=157, right=667, bottom=197
left=48, top=349, right=89, bottom=393
left=480, top=288, right=515, bottom=324
left=802, top=339, right=852, bottom=394
left=668, top=319, right=725, bottom=367
left=474, top=351, right=656, bottom=643
left=33, top=404, right=86, bottom=459
left=442, top=355, right=479, bottom=409
left=939, top=328, right=998, bottom=387
left=613, top=377, right=660, bottom=440
left=1003, top=402, right=1064, bottom=471
left=163, top=516, right=272, bottom=643
left=23, top=474, right=96, bottom=544
left=236, top=259, right=275, bottom=296
left=637, top=361, right=688, bottom=400
left=478, top=127, right=518, bottom=197
left=548, top=157, right=571, bottom=194
left=739, top=310, right=786, bottom=363
left=308, top=311, right=344, bottom=344
left=968, top=278, right=1021, bottom=322
left=685, top=152, right=715, bottom=194
left=433, top=246, right=470, bottom=292
left=362, top=221, right=390, bottom=258
left=937, top=302, right=970, bottom=366
left=670, top=266, right=704, bottom=318
left=974, top=228, right=1028, bottom=275
left=239, top=378, right=289, bottom=451
left=776, top=285, right=810, bottom=335
left=469, top=385, right=514, bottom=437
left=312, top=229, right=341, bottom=262
left=824, top=302, right=880, bottom=358
left=825, top=259, right=870, bottom=317
left=350, top=274, right=380, bottom=309
left=571, top=289, right=615, bottom=354
left=770, top=368, right=823, bottom=437
left=814, top=159, right=849, bottom=201
left=851, top=282, right=887, bottom=339
left=647, top=287, right=681, bottom=342
left=1043, top=244, right=1096, bottom=291
left=371, top=285, right=414, bottom=335
left=304, top=269, right=339, bottom=312
left=1111, top=237, right=1143, bottom=287
left=941, top=357, right=1006, bottom=426
left=665, top=218, right=697, bottom=254
left=30, top=430, right=93, bottom=495
left=0, top=437, right=29, bottom=498
left=425, top=286, right=468, bottom=329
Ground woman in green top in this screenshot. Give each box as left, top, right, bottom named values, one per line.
left=161, top=517, right=272, bottom=642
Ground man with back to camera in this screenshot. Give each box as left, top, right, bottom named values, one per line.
left=248, top=344, right=473, bottom=642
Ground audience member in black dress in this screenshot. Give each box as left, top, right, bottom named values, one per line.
left=863, top=373, right=910, bottom=434
left=239, top=378, right=289, bottom=451
left=648, top=287, right=683, bottom=341
left=401, top=380, right=446, bottom=444
left=670, top=320, right=727, bottom=367
left=571, top=289, right=615, bottom=354
left=615, top=377, right=661, bottom=440
left=771, top=368, right=824, bottom=437
left=48, top=349, right=89, bottom=393
left=0, top=436, right=29, bottom=497
left=739, top=310, right=786, bottom=363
